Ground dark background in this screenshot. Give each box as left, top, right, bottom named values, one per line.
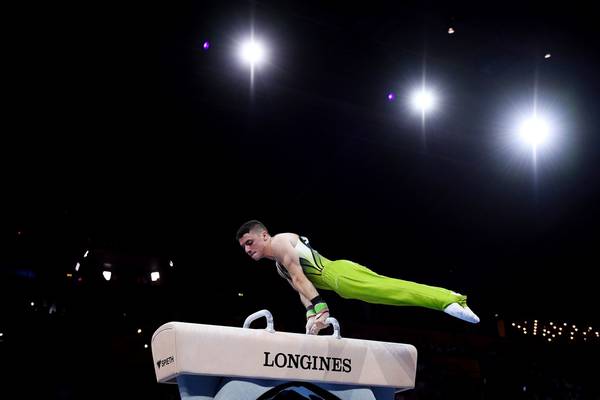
left=2, top=1, right=599, bottom=398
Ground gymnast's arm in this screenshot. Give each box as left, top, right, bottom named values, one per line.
left=271, top=235, right=320, bottom=302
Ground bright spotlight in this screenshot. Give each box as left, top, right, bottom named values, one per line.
left=240, top=39, right=267, bottom=67
left=150, top=272, right=160, bottom=282
left=410, top=88, right=437, bottom=114
left=102, top=271, right=112, bottom=281
left=519, top=116, right=551, bottom=147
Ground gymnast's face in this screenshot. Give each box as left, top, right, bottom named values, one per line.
left=239, top=229, right=268, bottom=261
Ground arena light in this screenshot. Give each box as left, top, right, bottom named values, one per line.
left=102, top=271, right=112, bottom=281
left=239, top=38, right=267, bottom=67
left=75, top=262, right=80, bottom=271
left=519, top=115, right=551, bottom=147
left=410, top=88, right=437, bottom=114
left=150, top=272, right=160, bottom=282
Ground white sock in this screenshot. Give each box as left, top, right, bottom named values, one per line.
left=444, top=303, right=480, bottom=324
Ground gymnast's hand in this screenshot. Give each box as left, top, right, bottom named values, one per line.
left=305, top=314, right=316, bottom=334
left=308, top=310, right=330, bottom=335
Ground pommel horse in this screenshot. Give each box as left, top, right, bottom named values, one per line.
left=151, top=310, right=417, bottom=399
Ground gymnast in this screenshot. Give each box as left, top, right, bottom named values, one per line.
left=236, top=220, right=480, bottom=335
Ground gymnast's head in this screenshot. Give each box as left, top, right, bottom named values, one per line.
left=237, top=220, right=271, bottom=261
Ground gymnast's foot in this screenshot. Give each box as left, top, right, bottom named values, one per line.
left=444, top=303, right=480, bottom=324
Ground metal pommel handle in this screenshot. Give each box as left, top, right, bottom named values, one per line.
left=325, top=317, right=341, bottom=339
left=243, top=309, right=275, bottom=333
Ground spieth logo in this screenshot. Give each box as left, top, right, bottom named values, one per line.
left=156, top=356, right=175, bottom=369
left=263, top=352, right=351, bottom=373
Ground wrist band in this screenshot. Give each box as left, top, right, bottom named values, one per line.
left=310, top=295, right=323, bottom=306
left=306, top=309, right=316, bottom=319
left=314, top=302, right=328, bottom=314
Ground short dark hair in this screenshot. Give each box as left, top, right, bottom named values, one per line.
left=236, top=220, right=268, bottom=241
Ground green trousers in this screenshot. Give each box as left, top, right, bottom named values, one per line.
left=307, top=259, right=466, bottom=311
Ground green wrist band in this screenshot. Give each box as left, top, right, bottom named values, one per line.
left=314, top=302, right=328, bottom=314
left=306, top=309, right=316, bottom=319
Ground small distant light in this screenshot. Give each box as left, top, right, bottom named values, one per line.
left=30, top=302, right=35, bottom=306
left=150, top=272, right=160, bottom=282
left=102, top=271, right=112, bottom=281
left=548, top=338, right=552, bottom=342
left=572, top=325, right=576, bottom=328
left=66, top=273, right=73, bottom=278
left=137, top=329, right=142, bottom=334
left=238, top=293, right=244, bottom=297
left=169, top=260, right=174, bottom=267
left=559, top=327, right=562, bottom=330
left=83, top=250, right=89, bottom=258
left=550, top=322, right=553, bottom=325
left=570, top=336, right=574, bottom=340
left=144, top=344, right=149, bottom=349
left=564, top=323, right=567, bottom=326
left=575, top=328, right=578, bottom=332
left=75, top=262, right=80, bottom=271
left=542, top=333, right=546, bottom=336
left=522, top=386, right=527, bottom=392
left=0, top=333, right=4, bottom=337
left=589, top=327, right=593, bottom=330
left=517, top=325, right=521, bottom=329
left=387, top=92, right=396, bottom=101
left=533, top=332, right=536, bottom=335
left=544, top=53, right=551, bottom=59
left=448, top=27, right=455, bottom=34
left=552, top=334, right=555, bottom=338
left=583, top=332, right=587, bottom=335
left=558, top=332, right=562, bottom=335
left=512, top=323, right=516, bottom=326
left=494, top=314, right=499, bottom=318
left=534, top=320, right=538, bottom=323
left=203, top=41, right=210, bottom=50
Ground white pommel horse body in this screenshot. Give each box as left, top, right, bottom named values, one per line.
left=151, top=310, right=417, bottom=399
